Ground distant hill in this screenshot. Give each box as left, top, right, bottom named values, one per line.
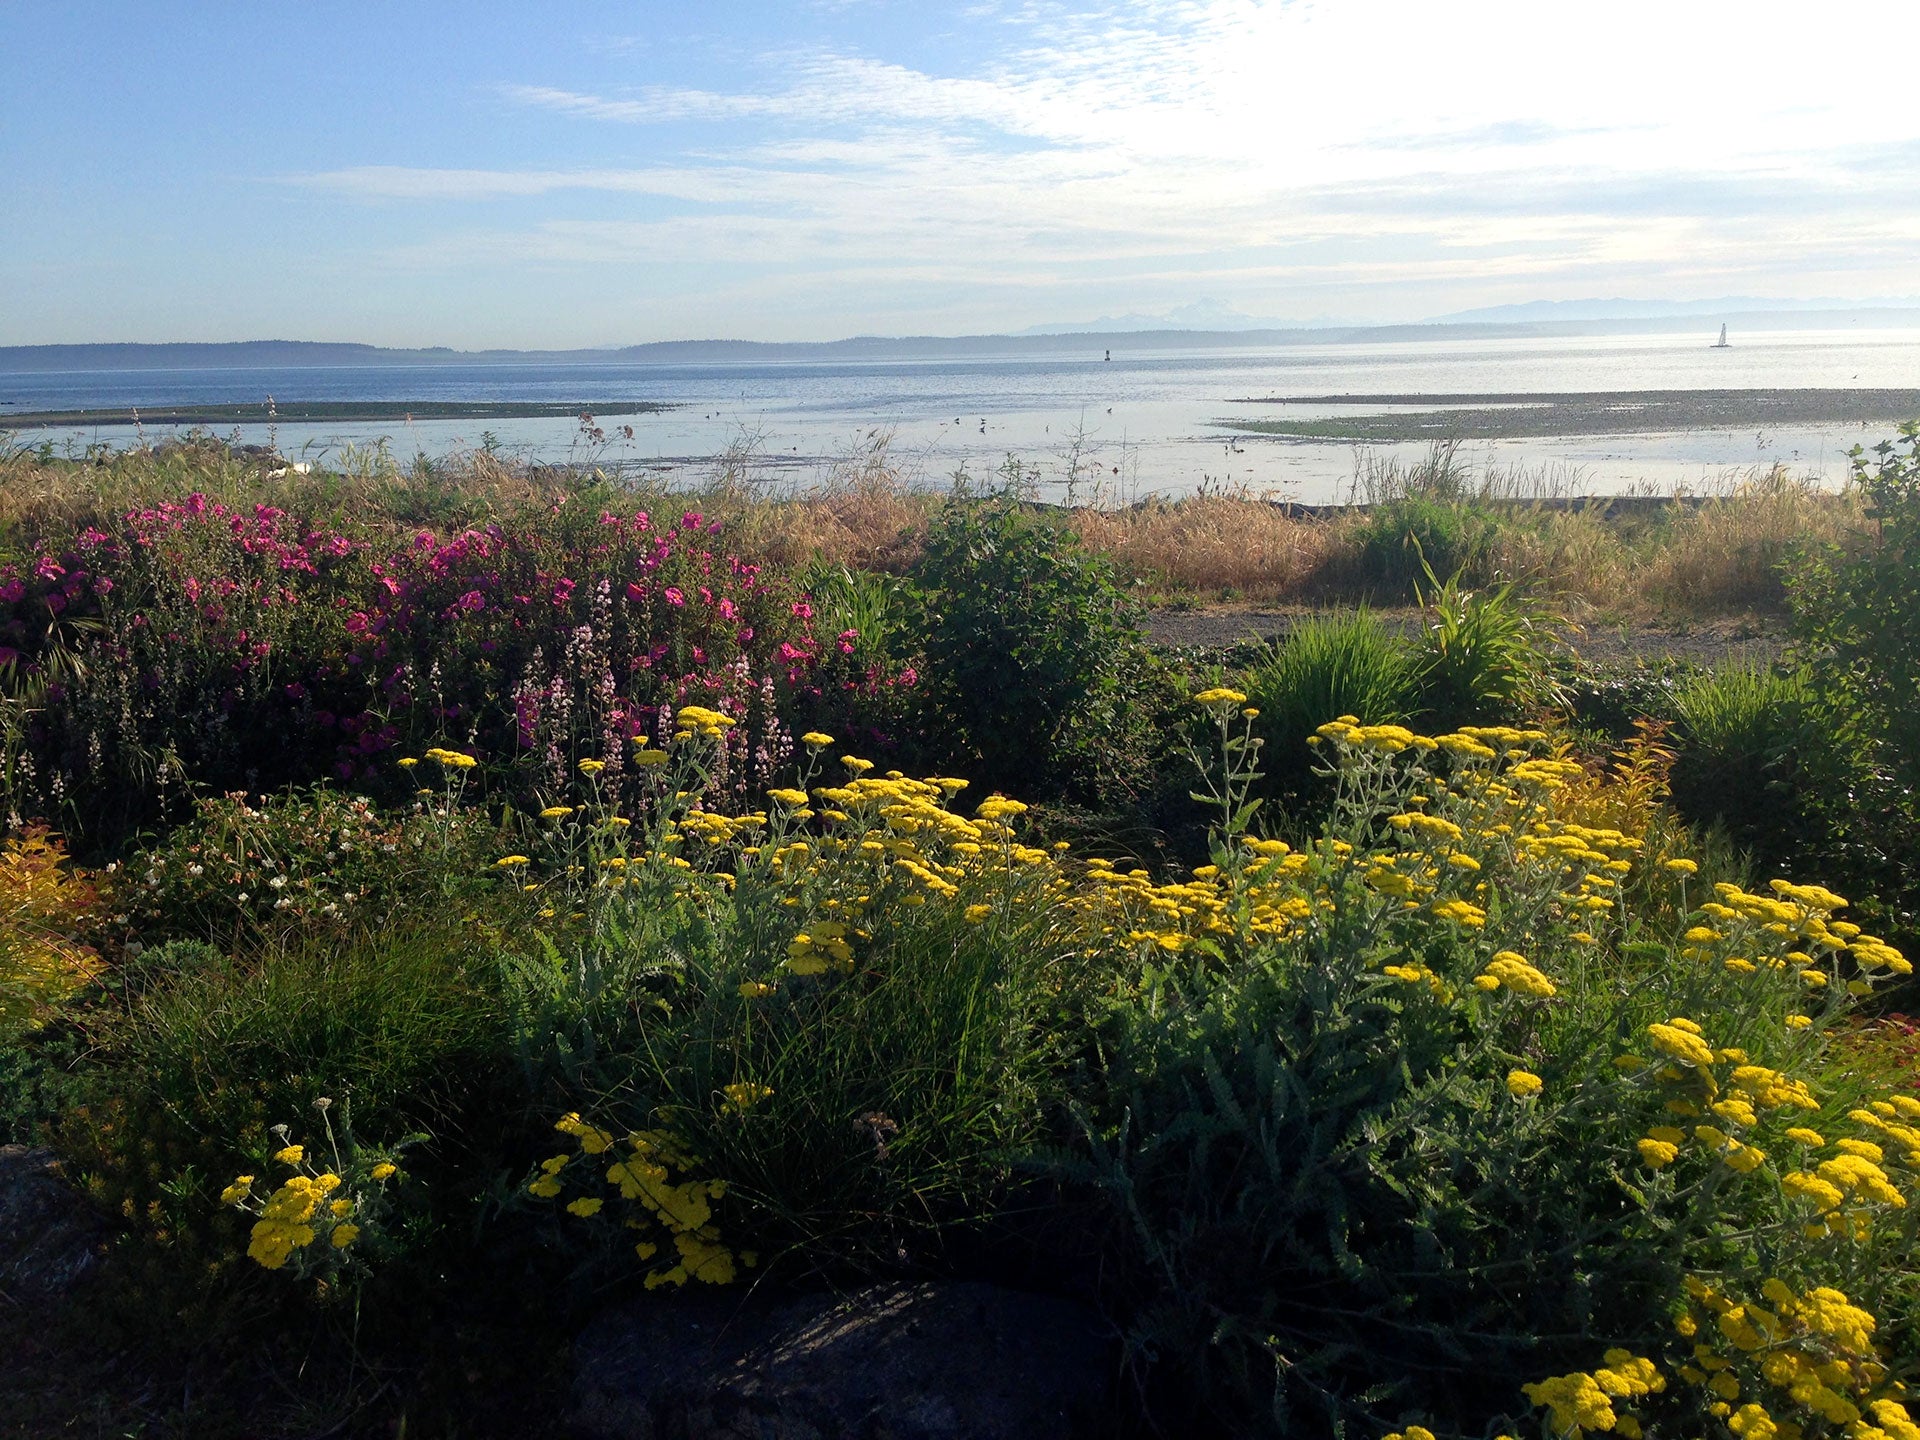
left=7, top=309, right=1920, bottom=373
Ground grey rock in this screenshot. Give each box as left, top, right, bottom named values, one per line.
left=0, top=1144, right=105, bottom=1303
left=572, top=1280, right=1114, bottom=1440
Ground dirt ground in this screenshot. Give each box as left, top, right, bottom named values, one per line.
left=1144, top=605, right=1788, bottom=669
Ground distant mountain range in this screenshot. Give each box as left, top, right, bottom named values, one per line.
left=6, top=305, right=1919, bottom=373
left=1430, top=296, right=1920, bottom=323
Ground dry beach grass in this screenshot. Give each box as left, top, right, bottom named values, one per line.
left=0, top=436, right=1870, bottom=621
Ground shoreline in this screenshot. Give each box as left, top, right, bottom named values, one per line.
left=0, top=400, right=677, bottom=429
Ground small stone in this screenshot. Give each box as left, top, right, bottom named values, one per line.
left=0, top=1145, right=106, bottom=1303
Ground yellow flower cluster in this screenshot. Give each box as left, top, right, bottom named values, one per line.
left=1474, top=950, right=1556, bottom=998
left=1522, top=1351, right=1665, bottom=1438
left=673, top=704, right=737, bottom=740
left=528, top=1112, right=752, bottom=1290
left=1679, top=880, right=1911, bottom=986
left=423, top=746, right=477, bottom=769
left=1669, top=1276, right=1903, bottom=1433
left=222, top=1129, right=398, bottom=1273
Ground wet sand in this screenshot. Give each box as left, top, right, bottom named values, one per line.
left=1221, top=389, right=1920, bottom=442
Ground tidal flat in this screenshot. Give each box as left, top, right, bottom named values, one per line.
left=1220, top=387, right=1920, bottom=441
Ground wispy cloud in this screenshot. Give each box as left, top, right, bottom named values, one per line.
left=291, top=0, right=1920, bottom=326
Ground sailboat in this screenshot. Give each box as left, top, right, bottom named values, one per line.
left=1711, top=324, right=1731, bottom=349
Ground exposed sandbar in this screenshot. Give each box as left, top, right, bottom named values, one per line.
left=1219, top=388, right=1920, bottom=442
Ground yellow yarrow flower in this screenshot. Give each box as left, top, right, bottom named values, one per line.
left=1637, top=1137, right=1680, bottom=1169
left=721, top=1081, right=774, bottom=1113
left=1507, top=1069, right=1544, bottom=1099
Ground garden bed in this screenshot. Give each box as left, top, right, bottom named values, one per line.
left=3, top=428, right=1919, bottom=1438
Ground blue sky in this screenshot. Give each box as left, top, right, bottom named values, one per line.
left=6, top=1, right=1919, bottom=346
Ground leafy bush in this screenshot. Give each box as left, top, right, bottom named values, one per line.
left=1556, top=657, right=1689, bottom=747
left=0, top=825, right=102, bottom=1040
left=1790, top=423, right=1920, bottom=791
left=909, top=495, right=1163, bottom=803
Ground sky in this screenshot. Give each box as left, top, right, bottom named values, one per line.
left=5, top=1, right=1920, bottom=347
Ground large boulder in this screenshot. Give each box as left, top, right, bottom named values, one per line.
left=571, top=1280, right=1115, bottom=1440
left=0, top=1144, right=106, bottom=1302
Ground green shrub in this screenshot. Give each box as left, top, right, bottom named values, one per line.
left=1244, top=612, right=1420, bottom=801
left=1668, top=664, right=1855, bottom=878
left=909, top=495, right=1163, bottom=803
left=1349, top=494, right=1506, bottom=599
left=1789, top=424, right=1920, bottom=789
left=120, top=785, right=506, bottom=948
left=59, top=925, right=517, bottom=1316
left=1783, top=424, right=1920, bottom=941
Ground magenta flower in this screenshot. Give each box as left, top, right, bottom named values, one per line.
left=663, top=587, right=685, bottom=607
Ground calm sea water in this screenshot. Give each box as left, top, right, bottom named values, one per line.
left=6, top=328, right=1919, bottom=503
